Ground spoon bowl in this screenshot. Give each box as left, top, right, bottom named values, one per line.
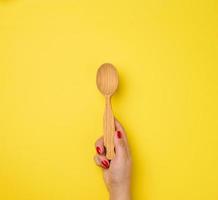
left=96, top=63, right=119, bottom=96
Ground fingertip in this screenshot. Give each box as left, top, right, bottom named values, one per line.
left=94, top=155, right=110, bottom=169
left=101, top=159, right=110, bottom=169
left=116, top=130, right=122, bottom=139
left=114, top=131, right=123, bottom=145
left=96, top=146, right=101, bottom=154
left=95, top=137, right=105, bottom=155
left=114, top=130, right=123, bottom=141
left=114, top=130, right=127, bottom=156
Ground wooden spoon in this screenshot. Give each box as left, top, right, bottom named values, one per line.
left=96, top=63, right=119, bottom=160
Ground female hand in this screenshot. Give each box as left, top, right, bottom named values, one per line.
left=94, top=119, right=132, bottom=200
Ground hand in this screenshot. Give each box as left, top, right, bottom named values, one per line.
left=94, top=119, right=132, bottom=200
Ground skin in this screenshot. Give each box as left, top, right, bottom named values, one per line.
left=94, top=119, right=132, bottom=200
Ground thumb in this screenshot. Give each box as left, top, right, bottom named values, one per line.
left=114, top=130, right=128, bottom=158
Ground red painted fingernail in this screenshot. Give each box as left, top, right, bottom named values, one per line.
left=101, top=160, right=109, bottom=169
left=96, top=146, right=101, bottom=154
left=117, top=131, right=122, bottom=139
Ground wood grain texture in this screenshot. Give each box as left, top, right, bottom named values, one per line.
left=96, top=63, right=119, bottom=160
left=104, top=95, right=115, bottom=159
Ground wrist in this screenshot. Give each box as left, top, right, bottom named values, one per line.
left=109, top=183, right=131, bottom=200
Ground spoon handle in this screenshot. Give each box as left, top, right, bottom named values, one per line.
left=104, top=95, right=115, bottom=160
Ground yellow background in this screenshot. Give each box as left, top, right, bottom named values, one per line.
left=0, top=0, right=218, bottom=199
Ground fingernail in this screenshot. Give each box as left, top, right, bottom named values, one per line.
left=101, top=160, right=109, bottom=169
left=96, top=146, right=101, bottom=154
left=116, top=130, right=122, bottom=139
